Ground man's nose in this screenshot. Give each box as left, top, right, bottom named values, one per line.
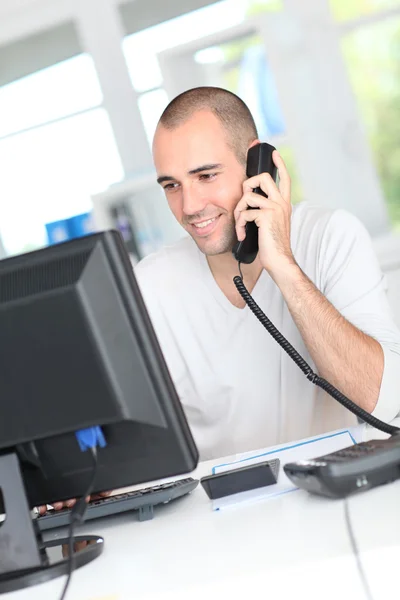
left=182, top=184, right=206, bottom=216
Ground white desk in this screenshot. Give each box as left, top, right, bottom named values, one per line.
left=5, top=422, right=400, bottom=600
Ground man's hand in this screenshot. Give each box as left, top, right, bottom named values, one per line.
left=37, top=491, right=112, bottom=515
left=234, top=150, right=295, bottom=278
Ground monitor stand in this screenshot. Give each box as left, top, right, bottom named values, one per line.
left=0, top=452, right=104, bottom=594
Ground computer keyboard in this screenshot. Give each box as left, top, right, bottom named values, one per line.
left=36, top=477, right=199, bottom=532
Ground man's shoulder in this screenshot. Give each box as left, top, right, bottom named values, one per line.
left=292, top=201, right=366, bottom=241
left=292, top=202, right=374, bottom=286
left=134, top=235, right=199, bottom=287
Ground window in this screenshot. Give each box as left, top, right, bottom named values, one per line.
left=0, top=55, right=102, bottom=138
left=341, top=16, right=400, bottom=225
left=196, top=33, right=285, bottom=140
left=137, top=89, right=170, bottom=145
left=330, top=0, right=400, bottom=22
left=123, top=0, right=281, bottom=142
left=278, top=147, right=303, bottom=205
left=194, top=33, right=303, bottom=203
left=0, top=55, right=124, bottom=255
left=123, top=1, right=249, bottom=91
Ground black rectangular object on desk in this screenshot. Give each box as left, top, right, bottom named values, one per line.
left=200, top=459, right=280, bottom=500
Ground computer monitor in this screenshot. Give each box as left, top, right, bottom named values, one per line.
left=0, top=230, right=198, bottom=592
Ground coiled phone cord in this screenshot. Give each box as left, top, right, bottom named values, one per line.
left=233, top=271, right=400, bottom=436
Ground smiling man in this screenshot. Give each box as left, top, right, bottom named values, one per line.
left=135, top=86, right=400, bottom=461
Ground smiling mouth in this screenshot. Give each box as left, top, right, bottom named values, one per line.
left=192, top=217, right=217, bottom=229
left=188, top=215, right=221, bottom=237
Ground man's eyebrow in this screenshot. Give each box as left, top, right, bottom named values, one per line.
left=188, top=163, right=223, bottom=175
left=157, top=175, right=175, bottom=185
left=156, top=163, right=223, bottom=185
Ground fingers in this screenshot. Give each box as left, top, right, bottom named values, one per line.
left=50, top=498, right=76, bottom=511
left=98, top=490, right=113, bottom=498
left=234, top=189, right=290, bottom=242
left=234, top=192, right=269, bottom=222
left=37, top=492, right=113, bottom=516
left=243, top=150, right=290, bottom=205
left=87, top=490, right=113, bottom=503
left=235, top=208, right=264, bottom=242
left=36, top=501, right=71, bottom=515
left=243, top=172, right=280, bottom=201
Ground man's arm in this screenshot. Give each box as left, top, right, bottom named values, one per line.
left=272, top=262, right=383, bottom=412
left=235, top=150, right=400, bottom=419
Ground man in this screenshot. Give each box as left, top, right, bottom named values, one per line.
left=134, top=86, right=400, bottom=461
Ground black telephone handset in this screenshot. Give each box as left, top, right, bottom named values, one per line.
left=232, top=142, right=278, bottom=264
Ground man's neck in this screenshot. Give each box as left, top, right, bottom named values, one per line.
left=206, top=252, right=263, bottom=307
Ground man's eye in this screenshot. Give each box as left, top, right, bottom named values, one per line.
left=163, top=183, right=179, bottom=191
left=199, top=173, right=217, bottom=181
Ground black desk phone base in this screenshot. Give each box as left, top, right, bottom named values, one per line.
left=284, top=435, right=400, bottom=498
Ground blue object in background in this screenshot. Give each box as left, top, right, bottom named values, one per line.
left=46, top=212, right=95, bottom=246
left=45, top=219, right=70, bottom=245
left=237, top=45, right=286, bottom=139
left=67, top=212, right=95, bottom=239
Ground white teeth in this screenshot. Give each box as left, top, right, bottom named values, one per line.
left=194, top=218, right=216, bottom=229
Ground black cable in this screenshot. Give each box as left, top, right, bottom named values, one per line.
left=233, top=271, right=400, bottom=436
left=238, top=261, right=244, bottom=281
left=59, top=447, right=98, bottom=600
left=344, top=498, right=374, bottom=600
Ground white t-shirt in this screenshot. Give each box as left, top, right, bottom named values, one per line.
left=135, top=202, right=400, bottom=460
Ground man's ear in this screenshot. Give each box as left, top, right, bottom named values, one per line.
left=248, top=138, right=261, bottom=150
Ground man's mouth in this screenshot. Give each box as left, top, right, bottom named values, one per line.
left=193, top=217, right=217, bottom=229
left=188, top=216, right=221, bottom=237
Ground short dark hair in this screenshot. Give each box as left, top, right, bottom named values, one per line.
left=158, top=87, right=258, bottom=165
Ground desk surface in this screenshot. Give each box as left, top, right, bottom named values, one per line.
left=5, top=423, right=400, bottom=600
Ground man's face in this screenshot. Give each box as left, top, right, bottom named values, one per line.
left=153, top=110, right=247, bottom=256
